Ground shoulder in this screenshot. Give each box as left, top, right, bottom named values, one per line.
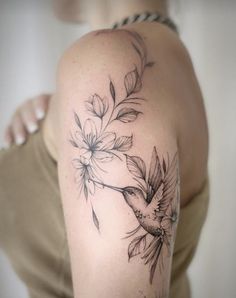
left=57, top=28, right=156, bottom=87
left=58, top=23, right=194, bottom=106
left=59, top=23, right=191, bottom=74
left=57, top=24, right=194, bottom=139
left=56, top=23, right=196, bottom=144
left=56, top=24, right=208, bottom=201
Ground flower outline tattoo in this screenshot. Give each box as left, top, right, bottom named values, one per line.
left=70, top=29, right=154, bottom=204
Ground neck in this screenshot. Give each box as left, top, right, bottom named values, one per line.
left=88, top=0, right=169, bottom=30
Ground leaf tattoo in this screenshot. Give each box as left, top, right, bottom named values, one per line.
left=125, top=67, right=142, bottom=97
left=128, top=234, right=147, bottom=260
left=74, top=111, right=82, bottom=129
left=70, top=29, right=154, bottom=209
left=110, top=80, right=116, bottom=103
left=131, top=42, right=143, bottom=60
left=125, top=154, right=146, bottom=180
left=115, top=108, right=142, bottom=123
left=113, top=136, right=133, bottom=152
left=92, top=208, right=100, bottom=232
left=69, top=137, right=79, bottom=148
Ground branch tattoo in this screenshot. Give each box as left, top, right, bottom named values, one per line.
left=69, top=29, right=180, bottom=284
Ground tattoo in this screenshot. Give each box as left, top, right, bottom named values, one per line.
left=69, top=29, right=179, bottom=285
left=91, top=147, right=179, bottom=284
left=138, top=290, right=147, bottom=298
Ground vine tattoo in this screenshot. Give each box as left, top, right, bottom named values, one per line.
left=69, top=29, right=179, bottom=284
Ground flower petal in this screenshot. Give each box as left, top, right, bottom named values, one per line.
left=97, top=132, right=116, bottom=150
left=102, top=96, right=109, bottom=114
left=72, top=159, right=84, bottom=169
left=87, top=163, right=104, bottom=184
left=93, top=94, right=104, bottom=117
left=93, top=150, right=114, bottom=162
left=86, top=102, right=95, bottom=114
left=83, top=119, right=97, bottom=140
left=80, top=148, right=91, bottom=157
left=79, top=148, right=92, bottom=165
left=75, top=130, right=85, bottom=148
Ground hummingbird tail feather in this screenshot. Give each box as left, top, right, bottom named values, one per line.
left=122, top=225, right=142, bottom=239
left=142, top=236, right=161, bottom=264
left=149, top=241, right=163, bottom=284
left=141, top=236, right=163, bottom=284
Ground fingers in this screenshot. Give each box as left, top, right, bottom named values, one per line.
left=20, top=99, right=39, bottom=134
left=3, top=106, right=34, bottom=149
left=10, top=114, right=27, bottom=146
left=3, top=94, right=51, bottom=149
left=33, top=94, right=50, bottom=120
left=3, top=126, right=14, bottom=149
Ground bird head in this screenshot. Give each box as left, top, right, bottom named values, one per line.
left=122, top=186, right=145, bottom=207
left=98, top=182, right=144, bottom=207
left=90, top=179, right=146, bottom=209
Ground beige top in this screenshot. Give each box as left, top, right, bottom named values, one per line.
left=0, top=129, right=209, bottom=298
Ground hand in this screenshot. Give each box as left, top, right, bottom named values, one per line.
left=4, top=94, right=51, bottom=148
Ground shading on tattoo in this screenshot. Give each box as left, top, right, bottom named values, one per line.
left=90, top=147, right=180, bottom=284
left=69, top=29, right=179, bottom=285
left=138, top=290, right=147, bottom=298
left=70, top=29, right=153, bottom=222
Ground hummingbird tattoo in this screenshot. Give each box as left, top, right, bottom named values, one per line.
left=90, top=147, right=180, bottom=284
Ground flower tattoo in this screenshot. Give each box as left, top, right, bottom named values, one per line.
left=86, top=94, right=109, bottom=119
left=70, top=29, right=153, bottom=203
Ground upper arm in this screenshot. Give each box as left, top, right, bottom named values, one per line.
left=57, top=28, right=180, bottom=298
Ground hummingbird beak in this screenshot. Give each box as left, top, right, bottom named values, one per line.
left=102, top=184, right=124, bottom=193
left=88, top=179, right=124, bottom=193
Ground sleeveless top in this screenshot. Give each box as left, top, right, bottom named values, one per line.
left=0, top=129, right=209, bottom=298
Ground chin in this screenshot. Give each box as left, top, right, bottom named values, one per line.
left=55, top=11, right=85, bottom=24
left=53, top=0, right=86, bottom=23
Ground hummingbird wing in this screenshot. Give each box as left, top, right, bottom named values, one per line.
left=148, top=152, right=178, bottom=214
left=146, top=147, right=163, bottom=203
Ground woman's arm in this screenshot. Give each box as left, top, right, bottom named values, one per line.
left=57, top=26, right=182, bottom=298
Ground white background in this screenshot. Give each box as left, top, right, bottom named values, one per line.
left=0, top=0, right=235, bottom=297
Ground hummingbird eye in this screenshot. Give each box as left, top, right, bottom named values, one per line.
left=127, top=190, right=134, bottom=195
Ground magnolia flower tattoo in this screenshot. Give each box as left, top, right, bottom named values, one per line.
left=69, top=30, right=152, bottom=206
left=69, top=29, right=179, bottom=285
